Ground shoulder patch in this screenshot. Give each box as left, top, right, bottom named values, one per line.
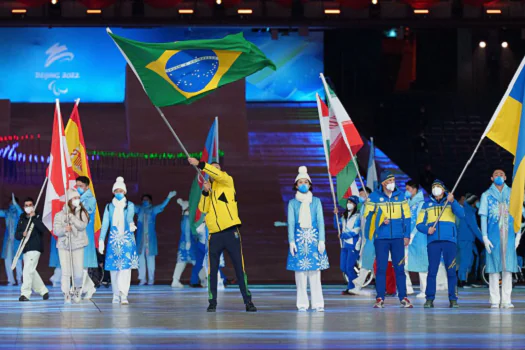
left=429, top=203, right=433, bottom=207
left=380, top=197, right=384, bottom=202
left=395, top=197, right=398, bottom=201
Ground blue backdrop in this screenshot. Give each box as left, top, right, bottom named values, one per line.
left=0, top=27, right=323, bottom=103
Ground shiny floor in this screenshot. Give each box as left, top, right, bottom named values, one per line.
left=1, top=284, right=524, bottom=349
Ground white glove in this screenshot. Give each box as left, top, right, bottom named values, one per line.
left=196, top=223, right=206, bottom=235
left=185, top=242, right=191, bottom=250
left=355, top=238, right=362, bottom=251
left=289, top=242, right=297, bottom=256
left=483, top=236, right=494, bottom=254
left=318, top=241, right=326, bottom=254
left=409, top=233, right=415, bottom=246
left=98, top=240, right=105, bottom=255
left=11, top=193, right=16, bottom=205
left=129, top=222, right=137, bottom=233
left=168, top=190, right=177, bottom=199
left=516, top=233, right=522, bottom=250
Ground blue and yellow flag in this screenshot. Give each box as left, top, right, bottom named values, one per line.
left=483, top=58, right=525, bottom=233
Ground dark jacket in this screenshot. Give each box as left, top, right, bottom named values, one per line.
left=15, top=213, right=50, bottom=254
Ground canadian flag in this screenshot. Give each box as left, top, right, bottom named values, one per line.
left=42, top=100, right=76, bottom=238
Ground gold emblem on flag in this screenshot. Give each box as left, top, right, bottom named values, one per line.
left=70, top=147, right=83, bottom=173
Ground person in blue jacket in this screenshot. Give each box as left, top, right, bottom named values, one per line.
left=335, top=196, right=361, bottom=295
left=135, top=190, right=177, bottom=286
left=1, top=194, right=23, bottom=286
left=364, top=170, right=412, bottom=308
left=416, top=179, right=464, bottom=309
left=457, top=193, right=483, bottom=288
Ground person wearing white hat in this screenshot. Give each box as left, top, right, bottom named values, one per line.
left=287, top=166, right=329, bottom=312
left=98, top=177, right=138, bottom=305
left=53, top=188, right=89, bottom=304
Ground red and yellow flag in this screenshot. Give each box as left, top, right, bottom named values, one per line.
left=65, top=101, right=102, bottom=245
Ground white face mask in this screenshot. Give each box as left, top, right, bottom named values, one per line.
left=72, top=199, right=81, bottom=208
left=347, top=203, right=355, bottom=211
left=24, top=207, right=34, bottom=214
left=432, top=187, right=443, bottom=197
left=386, top=183, right=396, bottom=192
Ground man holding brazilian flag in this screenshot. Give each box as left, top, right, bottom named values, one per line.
left=108, top=29, right=275, bottom=312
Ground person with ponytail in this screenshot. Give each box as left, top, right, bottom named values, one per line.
left=53, top=189, right=90, bottom=304
left=287, top=166, right=329, bottom=312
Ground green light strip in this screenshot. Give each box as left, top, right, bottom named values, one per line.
left=87, top=150, right=224, bottom=160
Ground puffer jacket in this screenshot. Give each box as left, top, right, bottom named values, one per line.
left=53, top=206, right=89, bottom=251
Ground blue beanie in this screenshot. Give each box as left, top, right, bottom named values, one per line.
left=432, top=179, right=447, bottom=191
left=347, top=196, right=360, bottom=205
left=380, top=170, right=395, bottom=184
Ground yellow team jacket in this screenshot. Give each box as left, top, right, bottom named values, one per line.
left=198, top=162, right=242, bottom=234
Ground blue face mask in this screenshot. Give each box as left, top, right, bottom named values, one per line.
left=358, top=196, right=365, bottom=204
left=115, top=193, right=125, bottom=201
left=404, top=190, right=412, bottom=199
left=298, top=184, right=310, bottom=194
left=77, top=187, right=85, bottom=195
left=475, top=202, right=480, bottom=209
left=494, top=176, right=505, bottom=186
left=143, top=201, right=151, bottom=207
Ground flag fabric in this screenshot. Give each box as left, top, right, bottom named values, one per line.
left=367, top=138, right=378, bottom=191
left=319, top=76, right=364, bottom=176
left=107, top=30, right=276, bottom=107
left=64, top=102, right=102, bottom=245
left=316, top=93, right=359, bottom=207
left=188, top=119, right=219, bottom=235
left=482, top=57, right=525, bottom=233
left=43, top=100, right=76, bottom=238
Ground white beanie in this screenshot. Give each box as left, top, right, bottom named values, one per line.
left=295, top=166, right=311, bottom=183
left=67, top=188, right=79, bottom=200
left=112, top=176, right=127, bottom=194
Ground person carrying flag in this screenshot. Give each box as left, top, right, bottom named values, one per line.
left=187, top=157, right=256, bottom=313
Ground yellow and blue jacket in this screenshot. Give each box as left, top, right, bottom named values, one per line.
left=364, top=188, right=411, bottom=240
left=416, top=195, right=465, bottom=244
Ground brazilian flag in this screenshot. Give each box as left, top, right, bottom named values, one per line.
left=107, top=29, right=276, bottom=107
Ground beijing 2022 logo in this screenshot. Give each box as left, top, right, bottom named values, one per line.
left=35, top=43, right=80, bottom=97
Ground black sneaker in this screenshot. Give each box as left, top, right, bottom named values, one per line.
left=42, top=293, right=50, bottom=301
left=246, top=302, right=257, bottom=312
left=19, top=296, right=29, bottom=302
left=449, top=300, right=459, bottom=308
left=191, top=284, right=203, bottom=288
left=424, top=300, right=434, bottom=308
left=458, top=281, right=466, bottom=288
left=207, top=303, right=217, bottom=312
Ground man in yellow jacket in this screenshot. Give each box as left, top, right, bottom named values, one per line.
left=188, top=158, right=257, bottom=313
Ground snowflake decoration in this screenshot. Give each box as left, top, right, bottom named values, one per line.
left=298, top=257, right=313, bottom=270
left=316, top=254, right=330, bottom=270
left=296, top=228, right=318, bottom=247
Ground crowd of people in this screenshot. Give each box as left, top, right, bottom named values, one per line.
left=0, top=158, right=522, bottom=312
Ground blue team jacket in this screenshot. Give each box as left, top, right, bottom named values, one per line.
left=364, top=188, right=411, bottom=240
left=416, top=195, right=465, bottom=244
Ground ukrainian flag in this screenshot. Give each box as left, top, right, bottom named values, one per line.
left=483, top=58, right=525, bottom=233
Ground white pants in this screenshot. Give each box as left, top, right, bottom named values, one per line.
left=419, top=272, right=428, bottom=295
left=4, top=256, right=22, bottom=285
left=81, top=269, right=96, bottom=294
left=58, top=248, right=84, bottom=295
left=405, top=271, right=414, bottom=294
left=489, top=272, right=513, bottom=305
left=111, top=269, right=132, bottom=297
left=21, top=251, right=49, bottom=299
left=295, top=271, right=324, bottom=310
left=353, top=267, right=371, bottom=291
left=172, top=262, right=187, bottom=283
left=138, top=251, right=155, bottom=283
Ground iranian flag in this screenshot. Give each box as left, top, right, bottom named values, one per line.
left=42, top=100, right=76, bottom=237
left=317, top=92, right=360, bottom=207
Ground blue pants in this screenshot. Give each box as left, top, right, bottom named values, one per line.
left=340, top=246, right=359, bottom=289
left=427, top=241, right=458, bottom=301
left=374, top=238, right=407, bottom=301
left=190, top=242, right=206, bottom=285
left=457, top=240, right=474, bottom=282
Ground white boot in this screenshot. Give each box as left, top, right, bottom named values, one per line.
left=112, top=294, right=120, bottom=304
left=171, top=262, right=186, bottom=288
left=64, top=293, right=72, bottom=305
left=120, top=294, right=129, bottom=305
left=171, top=280, right=184, bottom=288
left=73, top=288, right=82, bottom=304
left=218, top=271, right=225, bottom=291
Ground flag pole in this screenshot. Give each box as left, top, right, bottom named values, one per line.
left=11, top=177, right=49, bottom=270
left=56, top=99, right=76, bottom=290
left=215, top=116, right=219, bottom=163
left=431, top=53, right=525, bottom=228
left=320, top=73, right=368, bottom=198
left=316, top=94, right=343, bottom=245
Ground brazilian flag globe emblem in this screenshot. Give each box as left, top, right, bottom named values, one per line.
left=107, top=29, right=277, bottom=107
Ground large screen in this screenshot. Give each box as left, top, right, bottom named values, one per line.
left=0, top=27, right=323, bottom=103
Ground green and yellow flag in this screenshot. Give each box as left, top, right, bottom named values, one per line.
left=107, top=29, right=276, bottom=107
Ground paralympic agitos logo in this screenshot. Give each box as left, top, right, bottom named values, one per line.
left=34, top=43, right=80, bottom=97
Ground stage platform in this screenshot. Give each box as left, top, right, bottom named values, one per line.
left=1, top=284, right=524, bottom=349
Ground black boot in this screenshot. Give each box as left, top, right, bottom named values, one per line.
left=42, top=293, right=50, bottom=300
left=207, top=303, right=217, bottom=312
left=424, top=300, right=434, bottom=308
left=246, top=302, right=257, bottom=312
left=449, top=300, right=459, bottom=308
left=19, top=296, right=29, bottom=302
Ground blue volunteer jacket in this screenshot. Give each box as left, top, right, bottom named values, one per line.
left=416, top=195, right=465, bottom=244
left=457, top=204, right=483, bottom=243
left=364, top=188, right=411, bottom=240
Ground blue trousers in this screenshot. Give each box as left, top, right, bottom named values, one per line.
left=457, top=240, right=474, bottom=282
left=190, top=242, right=206, bottom=285
left=374, top=238, right=407, bottom=301
left=340, top=246, right=359, bottom=289
left=427, top=241, right=458, bottom=301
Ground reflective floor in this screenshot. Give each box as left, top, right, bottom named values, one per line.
left=1, top=284, right=524, bottom=349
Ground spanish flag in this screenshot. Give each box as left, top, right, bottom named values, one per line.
left=65, top=100, right=102, bottom=245
left=483, top=57, right=525, bottom=233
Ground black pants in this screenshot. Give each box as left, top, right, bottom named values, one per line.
left=208, top=226, right=252, bottom=305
